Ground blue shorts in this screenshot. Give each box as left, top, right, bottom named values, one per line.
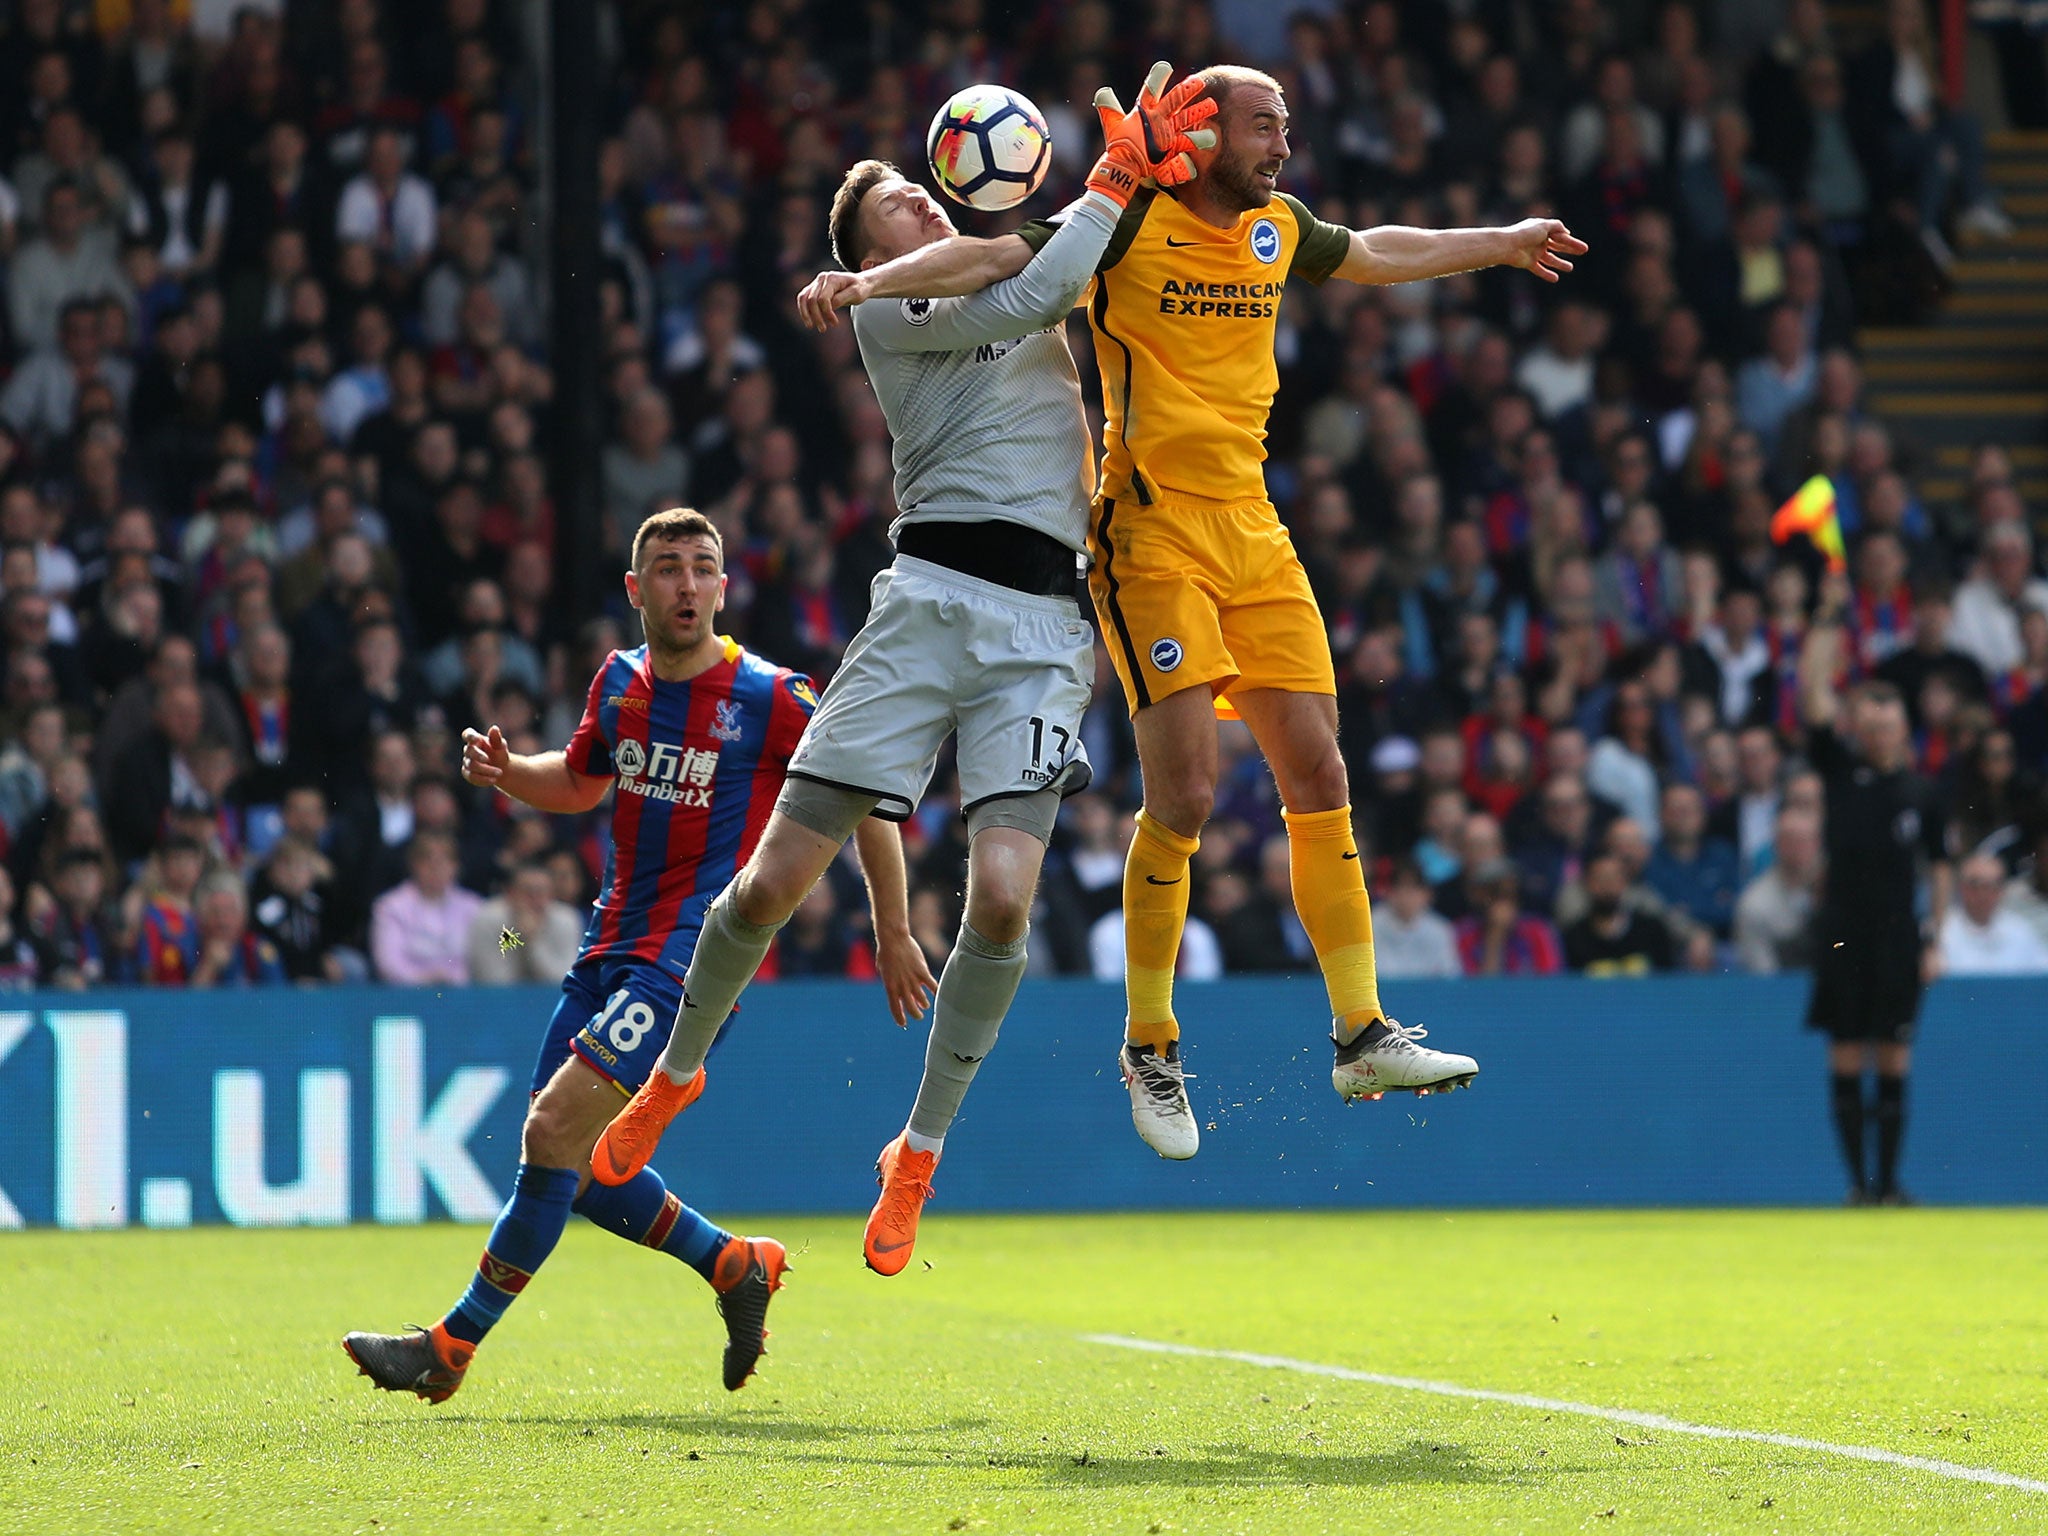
left=529, top=956, right=686, bottom=1098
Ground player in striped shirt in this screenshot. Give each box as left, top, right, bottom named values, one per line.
left=343, top=508, right=927, bottom=1404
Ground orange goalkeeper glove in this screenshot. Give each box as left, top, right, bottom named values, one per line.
left=1084, top=61, right=1219, bottom=207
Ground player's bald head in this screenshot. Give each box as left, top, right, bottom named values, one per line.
left=1196, top=65, right=1285, bottom=119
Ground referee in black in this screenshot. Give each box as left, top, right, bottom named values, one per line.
left=1797, top=576, right=1951, bottom=1205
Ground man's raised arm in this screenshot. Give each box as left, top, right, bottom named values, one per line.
left=1336, top=217, right=1586, bottom=287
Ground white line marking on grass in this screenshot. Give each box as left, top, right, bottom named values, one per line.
left=1082, top=1334, right=2048, bottom=1495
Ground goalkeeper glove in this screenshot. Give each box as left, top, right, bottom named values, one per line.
left=1085, top=61, right=1219, bottom=207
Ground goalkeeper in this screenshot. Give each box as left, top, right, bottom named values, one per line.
left=589, top=70, right=1215, bottom=1270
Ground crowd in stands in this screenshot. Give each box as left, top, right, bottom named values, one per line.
left=1, top=0, right=2046, bottom=992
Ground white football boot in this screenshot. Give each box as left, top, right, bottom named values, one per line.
left=1332, top=1017, right=1477, bottom=1102
left=1121, top=1040, right=1199, bottom=1160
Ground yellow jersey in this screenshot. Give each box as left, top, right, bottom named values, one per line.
left=1020, top=188, right=1350, bottom=506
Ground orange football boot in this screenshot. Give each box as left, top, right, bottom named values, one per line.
left=863, top=1133, right=938, bottom=1276
left=710, top=1235, right=789, bottom=1390
left=590, top=1065, right=706, bottom=1186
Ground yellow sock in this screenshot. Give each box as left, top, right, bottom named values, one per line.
left=1283, top=805, right=1383, bottom=1041
left=1122, top=809, right=1200, bottom=1051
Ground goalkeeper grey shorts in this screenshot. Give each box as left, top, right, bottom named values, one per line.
left=785, top=554, right=1094, bottom=823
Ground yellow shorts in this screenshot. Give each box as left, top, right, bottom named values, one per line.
left=1087, top=489, right=1336, bottom=715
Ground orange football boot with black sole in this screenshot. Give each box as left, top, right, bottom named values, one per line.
left=341, top=1321, right=475, bottom=1404
left=710, top=1235, right=789, bottom=1390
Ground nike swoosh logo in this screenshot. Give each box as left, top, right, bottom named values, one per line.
left=872, top=1237, right=912, bottom=1253
left=1164, top=237, right=1202, bottom=247
left=1342, top=851, right=1359, bottom=861
left=1145, top=875, right=1183, bottom=885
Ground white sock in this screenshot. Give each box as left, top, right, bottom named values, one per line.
left=904, top=1128, right=945, bottom=1156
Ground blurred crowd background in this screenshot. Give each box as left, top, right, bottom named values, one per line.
left=0, top=0, right=2046, bottom=992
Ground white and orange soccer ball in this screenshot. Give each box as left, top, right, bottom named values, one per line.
left=926, top=84, right=1051, bottom=211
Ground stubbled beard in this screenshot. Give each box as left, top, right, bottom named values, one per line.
left=1207, top=148, right=1274, bottom=212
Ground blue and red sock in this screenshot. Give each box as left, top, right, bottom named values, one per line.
left=574, top=1168, right=732, bottom=1283
left=443, top=1163, right=580, bottom=1346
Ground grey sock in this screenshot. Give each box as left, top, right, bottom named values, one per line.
left=907, top=923, right=1027, bottom=1141
left=657, top=889, right=784, bottom=1081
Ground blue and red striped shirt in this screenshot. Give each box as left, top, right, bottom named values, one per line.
left=565, top=638, right=817, bottom=976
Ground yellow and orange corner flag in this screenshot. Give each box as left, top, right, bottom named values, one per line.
left=1770, top=474, right=1846, bottom=572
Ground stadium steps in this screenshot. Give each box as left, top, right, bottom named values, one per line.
left=1855, top=132, right=2048, bottom=468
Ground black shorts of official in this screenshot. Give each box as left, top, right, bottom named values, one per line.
left=1804, top=910, right=1924, bottom=1043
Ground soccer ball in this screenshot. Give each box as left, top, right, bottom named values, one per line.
left=927, top=84, right=1051, bottom=211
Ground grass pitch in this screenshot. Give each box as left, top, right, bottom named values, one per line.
left=3, top=1210, right=2045, bottom=1535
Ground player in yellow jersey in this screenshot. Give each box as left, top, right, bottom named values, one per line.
left=805, top=66, right=1584, bottom=1160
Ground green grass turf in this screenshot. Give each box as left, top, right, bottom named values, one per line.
left=2, top=1211, right=2046, bottom=1535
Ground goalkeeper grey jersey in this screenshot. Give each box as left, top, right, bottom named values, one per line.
left=850, top=191, right=1119, bottom=556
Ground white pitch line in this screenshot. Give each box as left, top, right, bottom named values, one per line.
left=1082, top=1334, right=2048, bottom=1496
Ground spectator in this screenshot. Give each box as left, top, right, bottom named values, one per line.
left=1594, top=501, right=1683, bottom=642
left=1950, top=524, right=2048, bottom=676
left=774, top=879, right=874, bottom=980
left=320, top=303, right=395, bottom=444
left=1587, top=677, right=1665, bottom=831
left=133, top=831, right=206, bottom=984
left=1371, top=858, right=1461, bottom=979
left=1563, top=852, right=1678, bottom=974
left=1090, top=898, right=1224, bottom=979
left=31, top=846, right=119, bottom=989
left=335, top=125, right=436, bottom=279
left=1735, top=304, right=1819, bottom=455
left=250, top=837, right=341, bottom=983
left=190, top=873, right=285, bottom=986
left=2, top=295, right=137, bottom=452
left=1514, top=301, right=1601, bottom=422
left=0, top=700, right=67, bottom=843
left=1734, top=808, right=1824, bottom=973
left=370, top=831, right=483, bottom=985
left=468, top=859, right=581, bottom=984
left=1644, top=782, right=1742, bottom=938
left=1939, top=852, right=2048, bottom=975
left=8, top=178, right=133, bottom=354
left=422, top=207, right=535, bottom=349
left=127, top=126, right=225, bottom=281
left=1514, top=770, right=1602, bottom=918
left=601, top=387, right=689, bottom=556
left=1724, top=724, right=1785, bottom=878
left=1454, top=857, right=1564, bottom=976
left=0, top=866, right=40, bottom=989
left=1554, top=816, right=1703, bottom=958
left=104, top=680, right=214, bottom=863
left=1875, top=580, right=1988, bottom=728
left=1693, top=584, right=1773, bottom=729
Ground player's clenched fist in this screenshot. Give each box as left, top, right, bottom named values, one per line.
left=461, top=724, right=511, bottom=787
left=796, top=269, right=866, bottom=332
